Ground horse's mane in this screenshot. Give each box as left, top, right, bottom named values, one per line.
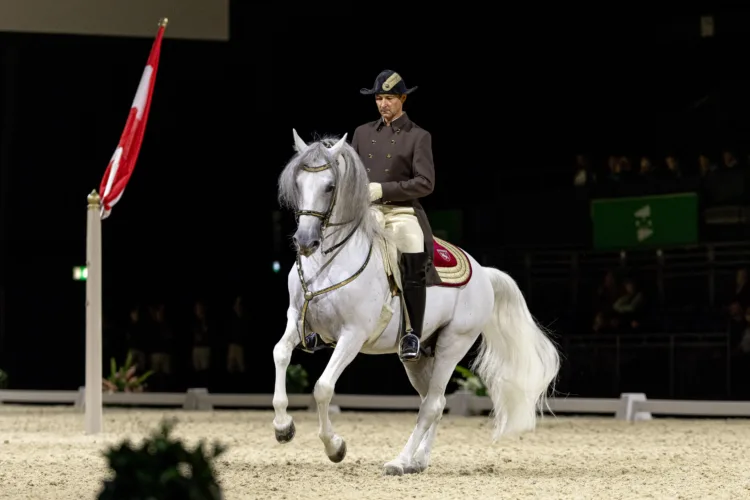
left=278, top=133, right=383, bottom=244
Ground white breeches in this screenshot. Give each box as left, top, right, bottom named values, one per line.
left=372, top=205, right=424, bottom=253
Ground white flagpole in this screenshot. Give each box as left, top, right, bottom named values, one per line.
left=84, top=190, right=103, bottom=434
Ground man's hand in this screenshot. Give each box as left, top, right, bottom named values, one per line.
left=368, top=182, right=383, bottom=202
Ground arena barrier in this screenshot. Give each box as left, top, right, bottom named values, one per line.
left=2, top=388, right=750, bottom=422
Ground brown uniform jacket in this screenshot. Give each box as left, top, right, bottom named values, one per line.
left=351, top=112, right=441, bottom=286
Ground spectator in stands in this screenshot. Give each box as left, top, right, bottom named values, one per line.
left=594, top=271, right=619, bottom=310
left=191, top=300, right=212, bottom=376
left=226, top=295, right=248, bottom=374
left=663, top=154, right=683, bottom=179
left=591, top=271, right=620, bottom=333
left=636, top=156, right=654, bottom=183
left=573, top=154, right=595, bottom=187
left=125, top=305, right=148, bottom=373
left=699, top=154, right=718, bottom=176
left=722, top=149, right=740, bottom=169
left=617, top=156, right=634, bottom=181
left=612, top=278, right=644, bottom=331
left=148, top=303, right=173, bottom=379
left=606, top=155, right=621, bottom=184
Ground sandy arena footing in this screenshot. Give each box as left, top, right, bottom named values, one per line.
left=0, top=406, right=749, bottom=499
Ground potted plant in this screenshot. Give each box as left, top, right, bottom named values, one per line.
left=97, top=417, right=226, bottom=500
left=286, top=364, right=309, bottom=394
left=102, top=351, right=153, bottom=393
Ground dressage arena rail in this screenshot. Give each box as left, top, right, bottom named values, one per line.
left=2, top=388, right=750, bottom=422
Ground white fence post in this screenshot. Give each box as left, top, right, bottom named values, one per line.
left=447, top=390, right=472, bottom=416
left=84, top=191, right=103, bottom=435
left=185, top=388, right=212, bottom=411
left=615, top=392, right=652, bottom=421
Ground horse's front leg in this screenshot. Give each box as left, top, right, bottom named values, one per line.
left=314, top=330, right=365, bottom=462
left=272, top=310, right=299, bottom=443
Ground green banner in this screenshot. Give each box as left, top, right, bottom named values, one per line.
left=591, top=193, right=698, bottom=249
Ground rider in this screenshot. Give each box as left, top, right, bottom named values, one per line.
left=351, top=69, right=440, bottom=362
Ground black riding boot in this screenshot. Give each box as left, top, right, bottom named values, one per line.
left=399, top=251, right=428, bottom=362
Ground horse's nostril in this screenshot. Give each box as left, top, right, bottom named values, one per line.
left=293, top=236, right=299, bottom=245
left=311, top=240, right=320, bottom=248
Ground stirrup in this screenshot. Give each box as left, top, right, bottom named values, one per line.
left=297, top=333, right=335, bottom=353
left=399, top=332, right=421, bottom=362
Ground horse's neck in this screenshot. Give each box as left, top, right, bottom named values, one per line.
left=299, top=223, right=372, bottom=285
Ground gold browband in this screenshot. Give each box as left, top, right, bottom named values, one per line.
left=301, top=163, right=332, bottom=172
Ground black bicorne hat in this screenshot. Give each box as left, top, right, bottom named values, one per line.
left=360, top=69, right=418, bottom=95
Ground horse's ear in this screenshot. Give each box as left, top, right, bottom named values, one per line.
left=293, top=128, right=309, bottom=153
left=327, top=133, right=348, bottom=157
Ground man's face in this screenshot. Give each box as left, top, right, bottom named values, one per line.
left=375, top=94, right=405, bottom=122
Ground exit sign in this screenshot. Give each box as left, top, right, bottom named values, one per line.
left=73, top=266, right=88, bottom=281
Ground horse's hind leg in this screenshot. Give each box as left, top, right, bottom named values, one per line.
left=272, top=310, right=299, bottom=443
left=314, top=330, right=365, bottom=463
left=384, top=326, right=480, bottom=476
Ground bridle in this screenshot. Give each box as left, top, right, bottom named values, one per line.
left=293, top=160, right=373, bottom=353
left=294, top=162, right=355, bottom=256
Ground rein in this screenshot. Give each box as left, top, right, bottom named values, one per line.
left=294, top=161, right=373, bottom=352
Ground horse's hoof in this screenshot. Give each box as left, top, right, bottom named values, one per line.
left=403, top=463, right=425, bottom=474
left=383, top=460, right=404, bottom=476
left=275, top=421, right=295, bottom=444
left=327, top=439, right=347, bottom=463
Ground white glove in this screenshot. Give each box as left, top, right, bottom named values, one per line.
left=368, top=182, right=383, bottom=202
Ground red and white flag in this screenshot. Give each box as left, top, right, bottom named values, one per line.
left=99, top=20, right=166, bottom=219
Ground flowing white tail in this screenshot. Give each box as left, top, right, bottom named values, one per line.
left=471, top=267, right=561, bottom=439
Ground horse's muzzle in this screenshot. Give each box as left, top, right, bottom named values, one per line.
left=293, top=233, right=321, bottom=257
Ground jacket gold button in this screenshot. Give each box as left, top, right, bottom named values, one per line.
left=385, top=169, right=389, bottom=172
left=391, top=139, right=395, bottom=143
left=368, top=153, right=373, bottom=158
left=386, top=154, right=392, bottom=158
left=366, top=168, right=370, bottom=172
left=372, top=139, right=376, bottom=143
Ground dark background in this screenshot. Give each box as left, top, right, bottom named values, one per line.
left=2, top=6, right=750, bottom=396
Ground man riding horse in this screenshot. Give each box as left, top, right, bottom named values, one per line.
left=352, top=69, right=440, bottom=362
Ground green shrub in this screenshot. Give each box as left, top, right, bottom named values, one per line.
left=286, top=363, right=309, bottom=393
left=97, top=418, right=226, bottom=500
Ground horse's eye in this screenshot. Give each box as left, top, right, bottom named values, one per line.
left=325, top=184, right=335, bottom=193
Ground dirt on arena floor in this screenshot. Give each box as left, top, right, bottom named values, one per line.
left=0, top=406, right=749, bottom=499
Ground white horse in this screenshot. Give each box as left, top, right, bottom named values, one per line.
left=272, top=129, right=560, bottom=475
